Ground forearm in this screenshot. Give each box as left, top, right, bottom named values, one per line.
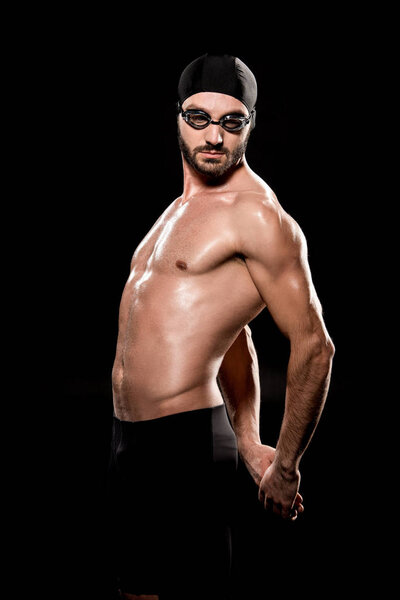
left=274, top=336, right=334, bottom=473
left=217, top=326, right=262, bottom=451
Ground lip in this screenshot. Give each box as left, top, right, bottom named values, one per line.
left=199, top=151, right=225, bottom=158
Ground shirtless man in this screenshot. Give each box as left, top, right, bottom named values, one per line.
left=108, top=54, right=335, bottom=600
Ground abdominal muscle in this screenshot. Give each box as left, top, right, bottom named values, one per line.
left=112, top=265, right=262, bottom=422
left=112, top=335, right=226, bottom=423
left=112, top=322, right=225, bottom=422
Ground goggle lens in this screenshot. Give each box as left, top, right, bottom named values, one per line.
left=186, top=112, right=210, bottom=129
left=182, top=109, right=252, bottom=132
left=222, top=116, right=247, bottom=131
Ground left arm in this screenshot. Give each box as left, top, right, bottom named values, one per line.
left=238, top=196, right=335, bottom=519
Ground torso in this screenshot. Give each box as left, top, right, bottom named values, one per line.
left=112, top=184, right=271, bottom=421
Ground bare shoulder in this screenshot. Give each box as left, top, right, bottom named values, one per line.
left=233, top=187, right=307, bottom=265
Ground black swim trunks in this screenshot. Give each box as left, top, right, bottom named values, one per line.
left=107, top=403, right=238, bottom=600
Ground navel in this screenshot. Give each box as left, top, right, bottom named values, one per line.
left=175, top=259, right=188, bottom=270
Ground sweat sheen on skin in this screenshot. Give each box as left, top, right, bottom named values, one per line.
left=175, top=54, right=258, bottom=270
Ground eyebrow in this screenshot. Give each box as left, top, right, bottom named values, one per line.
left=184, top=104, right=248, bottom=117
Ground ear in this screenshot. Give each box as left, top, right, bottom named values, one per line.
left=250, top=109, right=256, bottom=130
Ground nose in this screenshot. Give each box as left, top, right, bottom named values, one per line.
left=205, top=123, right=224, bottom=146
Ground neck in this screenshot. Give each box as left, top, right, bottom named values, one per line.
left=181, top=155, right=251, bottom=201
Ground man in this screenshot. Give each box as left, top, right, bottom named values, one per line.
left=107, top=54, right=334, bottom=600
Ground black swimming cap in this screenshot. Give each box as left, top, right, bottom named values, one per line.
left=178, top=53, right=257, bottom=113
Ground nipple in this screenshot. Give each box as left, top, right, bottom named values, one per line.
left=175, top=260, right=188, bottom=270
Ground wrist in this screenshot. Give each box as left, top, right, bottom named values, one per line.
left=273, top=452, right=301, bottom=479
left=237, top=436, right=262, bottom=457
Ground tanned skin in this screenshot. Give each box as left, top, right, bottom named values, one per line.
left=112, top=92, right=334, bottom=599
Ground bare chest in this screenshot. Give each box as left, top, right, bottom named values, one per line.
left=133, top=199, right=238, bottom=278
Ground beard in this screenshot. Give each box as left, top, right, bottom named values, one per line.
left=177, top=129, right=251, bottom=179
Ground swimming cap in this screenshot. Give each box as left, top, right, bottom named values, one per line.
left=178, top=53, right=257, bottom=113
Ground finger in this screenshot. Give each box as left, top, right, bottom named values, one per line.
left=282, top=505, right=298, bottom=520
left=289, top=508, right=298, bottom=521
left=294, top=493, right=304, bottom=513
left=295, top=493, right=303, bottom=506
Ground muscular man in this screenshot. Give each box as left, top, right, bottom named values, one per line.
left=107, top=54, right=334, bottom=600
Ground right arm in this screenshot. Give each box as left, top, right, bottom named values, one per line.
left=218, top=326, right=304, bottom=518
left=218, top=326, right=272, bottom=485
left=218, top=327, right=262, bottom=455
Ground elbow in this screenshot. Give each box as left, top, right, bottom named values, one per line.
left=315, top=335, right=335, bottom=367
left=306, top=333, right=335, bottom=368
left=327, top=337, right=335, bottom=359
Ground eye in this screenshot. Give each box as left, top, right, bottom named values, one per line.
left=222, top=116, right=245, bottom=130
left=187, top=113, right=210, bottom=128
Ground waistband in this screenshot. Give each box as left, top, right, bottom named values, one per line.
left=111, top=402, right=237, bottom=465
left=113, top=403, right=226, bottom=430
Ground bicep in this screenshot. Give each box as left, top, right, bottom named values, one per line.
left=246, top=252, right=323, bottom=341
left=242, top=215, right=326, bottom=342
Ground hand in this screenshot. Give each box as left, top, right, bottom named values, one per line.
left=239, top=441, right=304, bottom=520
left=258, top=460, right=304, bottom=521
left=238, top=441, right=276, bottom=487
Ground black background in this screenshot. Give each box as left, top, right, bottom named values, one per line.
left=16, top=13, right=389, bottom=599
